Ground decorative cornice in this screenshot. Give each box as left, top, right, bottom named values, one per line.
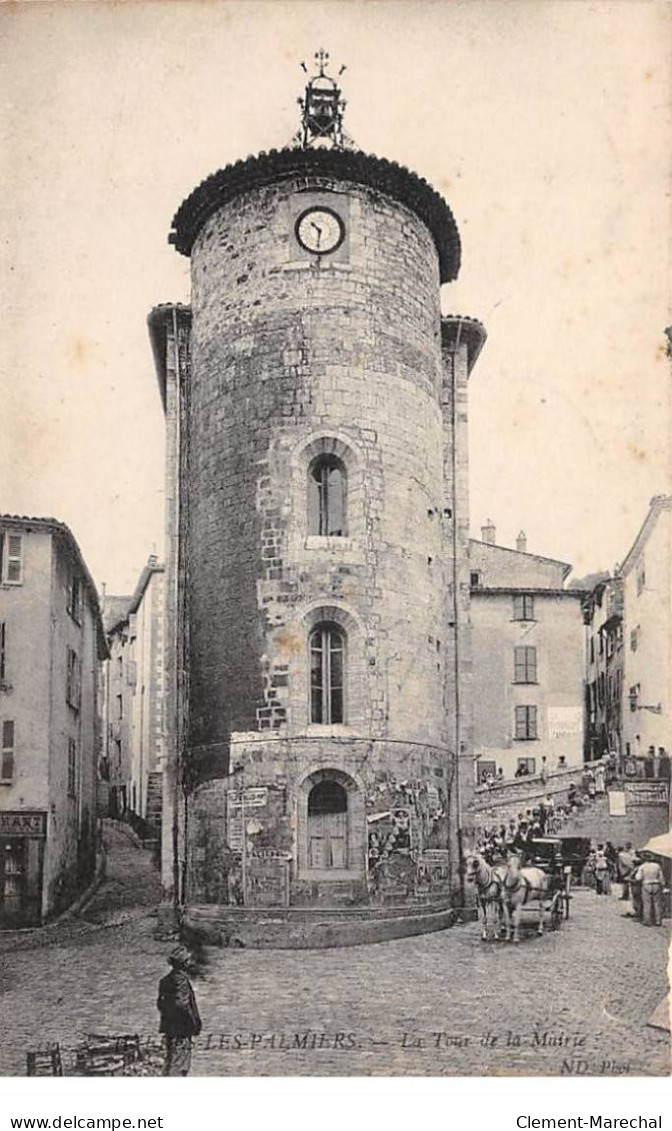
left=441, top=315, right=487, bottom=374
left=169, top=147, right=461, bottom=283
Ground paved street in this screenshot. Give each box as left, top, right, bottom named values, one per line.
left=0, top=825, right=669, bottom=1077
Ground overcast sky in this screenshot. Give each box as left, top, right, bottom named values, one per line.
left=1, top=0, right=670, bottom=594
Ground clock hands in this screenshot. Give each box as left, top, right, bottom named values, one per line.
left=311, top=220, right=323, bottom=248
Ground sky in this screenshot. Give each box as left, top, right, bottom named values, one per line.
left=1, top=0, right=670, bottom=594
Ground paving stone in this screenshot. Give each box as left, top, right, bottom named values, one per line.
left=0, top=826, right=668, bottom=1077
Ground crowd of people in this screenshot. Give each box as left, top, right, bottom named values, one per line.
left=587, top=841, right=666, bottom=927
left=473, top=778, right=667, bottom=928
left=474, top=796, right=564, bottom=863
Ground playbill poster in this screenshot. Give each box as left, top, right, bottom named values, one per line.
left=0, top=0, right=670, bottom=1100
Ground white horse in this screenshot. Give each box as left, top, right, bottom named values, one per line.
left=499, top=852, right=552, bottom=942
left=465, top=852, right=507, bottom=941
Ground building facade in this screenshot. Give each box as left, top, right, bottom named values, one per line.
left=101, top=556, right=165, bottom=832
left=149, top=62, right=485, bottom=920
left=0, top=516, right=107, bottom=926
left=583, top=576, right=624, bottom=762
left=470, top=525, right=586, bottom=783
left=620, top=495, right=671, bottom=762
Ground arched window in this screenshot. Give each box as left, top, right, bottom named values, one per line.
left=308, top=779, right=347, bottom=868
left=310, top=623, right=345, bottom=724
left=308, top=455, right=347, bottom=536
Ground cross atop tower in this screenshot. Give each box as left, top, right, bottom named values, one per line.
left=293, top=49, right=354, bottom=150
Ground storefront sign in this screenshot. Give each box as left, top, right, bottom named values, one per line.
left=0, top=811, right=47, bottom=837
left=624, top=782, right=669, bottom=807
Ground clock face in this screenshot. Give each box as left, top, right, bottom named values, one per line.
left=295, top=207, right=345, bottom=255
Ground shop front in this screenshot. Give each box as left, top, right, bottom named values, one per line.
left=0, top=810, right=46, bottom=928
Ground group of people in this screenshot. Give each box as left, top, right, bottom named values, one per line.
left=576, top=841, right=665, bottom=926
left=474, top=798, right=560, bottom=863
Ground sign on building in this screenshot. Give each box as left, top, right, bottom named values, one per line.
left=624, top=782, right=669, bottom=807
left=0, top=811, right=47, bottom=837
left=227, top=787, right=269, bottom=810
left=547, top=706, right=583, bottom=739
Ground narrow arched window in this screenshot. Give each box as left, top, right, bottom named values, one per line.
left=310, top=623, right=345, bottom=724
left=308, top=455, right=347, bottom=536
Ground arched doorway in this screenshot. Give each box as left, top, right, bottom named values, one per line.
left=307, top=779, right=347, bottom=868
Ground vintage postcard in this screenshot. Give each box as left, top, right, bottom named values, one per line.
left=0, top=0, right=670, bottom=1083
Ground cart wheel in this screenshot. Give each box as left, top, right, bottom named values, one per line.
left=550, top=895, right=562, bottom=930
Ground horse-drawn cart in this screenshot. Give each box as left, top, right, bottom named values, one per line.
left=527, top=837, right=572, bottom=928
left=466, top=838, right=572, bottom=942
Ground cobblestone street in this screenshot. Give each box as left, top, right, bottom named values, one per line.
left=0, top=826, right=669, bottom=1077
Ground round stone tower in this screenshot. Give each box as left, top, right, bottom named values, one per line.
left=153, top=58, right=485, bottom=942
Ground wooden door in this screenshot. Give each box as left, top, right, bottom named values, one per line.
left=308, top=810, right=347, bottom=868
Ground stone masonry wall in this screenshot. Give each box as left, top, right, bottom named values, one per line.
left=186, top=176, right=451, bottom=776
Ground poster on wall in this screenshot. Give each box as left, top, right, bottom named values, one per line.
left=547, top=706, right=583, bottom=739
left=608, top=791, right=626, bottom=816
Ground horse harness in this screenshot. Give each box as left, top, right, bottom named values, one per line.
left=473, top=860, right=504, bottom=904
left=503, top=869, right=545, bottom=905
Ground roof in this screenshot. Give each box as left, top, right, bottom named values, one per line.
left=619, top=495, right=672, bottom=578
left=168, top=147, right=461, bottom=283
left=147, top=303, right=191, bottom=410
left=106, top=555, right=164, bottom=636
left=102, top=595, right=132, bottom=634
left=469, top=538, right=573, bottom=579
left=441, top=316, right=487, bottom=375
left=0, top=514, right=108, bottom=659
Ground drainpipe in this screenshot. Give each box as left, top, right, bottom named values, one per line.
left=450, top=320, right=466, bottom=909
left=171, top=306, right=183, bottom=917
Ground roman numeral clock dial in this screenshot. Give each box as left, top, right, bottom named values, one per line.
left=295, top=207, right=345, bottom=255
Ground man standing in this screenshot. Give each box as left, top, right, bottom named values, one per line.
left=594, top=845, right=611, bottom=895
left=633, top=853, right=665, bottom=926
left=157, top=945, right=202, bottom=1076
left=617, top=842, right=635, bottom=901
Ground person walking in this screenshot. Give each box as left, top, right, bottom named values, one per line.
left=594, top=845, right=611, bottom=895
left=633, top=854, right=665, bottom=926
left=157, top=945, right=202, bottom=1076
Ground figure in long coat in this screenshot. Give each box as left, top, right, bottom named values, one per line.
left=157, top=946, right=202, bottom=1076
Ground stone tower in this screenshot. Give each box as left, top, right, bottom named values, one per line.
left=149, top=56, right=485, bottom=943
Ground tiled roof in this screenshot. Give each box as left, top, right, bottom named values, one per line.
left=169, top=147, right=461, bottom=283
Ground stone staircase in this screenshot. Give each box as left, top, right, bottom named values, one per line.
left=549, top=788, right=668, bottom=847
left=145, top=772, right=163, bottom=834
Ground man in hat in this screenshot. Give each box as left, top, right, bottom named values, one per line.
left=632, top=853, right=665, bottom=926
left=157, top=945, right=202, bottom=1076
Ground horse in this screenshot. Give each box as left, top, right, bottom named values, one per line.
left=499, top=852, right=552, bottom=942
left=465, top=851, right=507, bottom=941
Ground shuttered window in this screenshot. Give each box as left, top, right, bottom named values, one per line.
left=514, top=646, right=537, bottom=683
left=1, top=720, right=14, bottom=783
left=514, top=705, right=537, bottom=740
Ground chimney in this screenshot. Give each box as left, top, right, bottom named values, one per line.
left=481, top=519, right=496, bottom=545
left=516, top=530, right=527, bottom=554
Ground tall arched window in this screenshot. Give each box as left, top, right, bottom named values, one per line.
left=310, top=623, right=345, bottom=724
left=308, top=455, right=347, bottom=536
left=308, top=779, right=348, bottom=868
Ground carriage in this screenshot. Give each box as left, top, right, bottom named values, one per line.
left=466, top=838, right=573, bottom=941
left=525, top=837, right=572, bottom=929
